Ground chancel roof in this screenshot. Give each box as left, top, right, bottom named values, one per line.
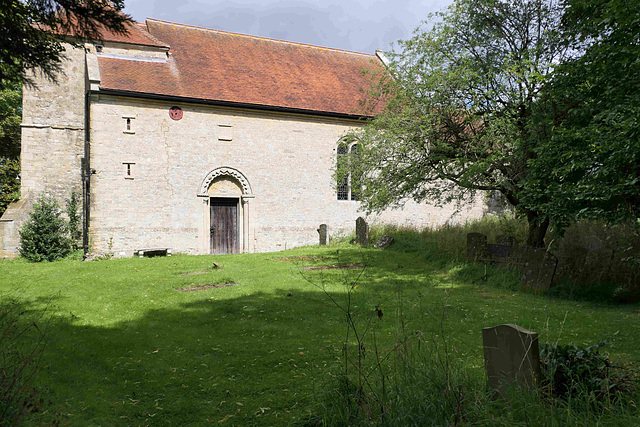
left=95, top=19, right=386, bottom=118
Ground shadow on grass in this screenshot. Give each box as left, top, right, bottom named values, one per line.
left=5, top=246, right=639, bottom=425
left=13, top=278, right=419, bottom=425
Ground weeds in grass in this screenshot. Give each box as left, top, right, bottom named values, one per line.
left=308, top=247, right=640, bottom=426
left=308, top=272, right=488, bottom=426
left=0, top=295, right=57, bottom=425
left=373, top=217, right=640, bottom=304
left=300, top=251, right=383, bottom=422
left=540, top=340, right=638, bottom=404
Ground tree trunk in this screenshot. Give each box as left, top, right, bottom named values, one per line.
left=525, top=211, right=550, bottom=248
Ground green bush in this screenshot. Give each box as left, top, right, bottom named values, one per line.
left=540, top=341, right=637, bottom=402
left=19, top=194, right=72, bottom=262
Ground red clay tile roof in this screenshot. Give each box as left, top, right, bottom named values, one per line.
left=56, top=13, right=169, bottom=48
left=96, top=19, right=386, bottom=117
left=96, top=20, right=169, bottom=48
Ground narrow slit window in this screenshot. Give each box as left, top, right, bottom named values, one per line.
left=218, top=124, right=234, bottom=141
left=123, top=116, right=135, bottom=134
left=123, top=162, right=135, bottom=179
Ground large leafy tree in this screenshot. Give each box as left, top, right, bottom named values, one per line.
left=0, top=0, right=131, bottom=88
left=0, top=85, right=21, bottom=215
left=523, top=0, right=640, bottom=225
left=345, top=0, right=569, bottom=247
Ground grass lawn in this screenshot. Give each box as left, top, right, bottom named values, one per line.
left=1, top=244, right=639, bottom=425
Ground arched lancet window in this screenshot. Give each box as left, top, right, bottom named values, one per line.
left=336, top=141, right=360, bottom=201
left=337, top=143, right=349, bottom=200
left=350, top=144, right=360, bottom=201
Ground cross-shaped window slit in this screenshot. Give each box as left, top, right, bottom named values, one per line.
left=123, top=162, right=135, bottom=179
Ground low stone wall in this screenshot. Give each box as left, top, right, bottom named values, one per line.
left=0, top=195, right=34, bottom=259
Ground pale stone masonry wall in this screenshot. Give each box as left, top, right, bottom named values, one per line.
left=21, top=44, right=86, bottom=199
left=88, top=95, right=486, bottom=255
left=0, top=45, right=86, bottom=257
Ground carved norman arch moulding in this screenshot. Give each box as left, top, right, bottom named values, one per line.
left=198, top=166, right=253, bottom=197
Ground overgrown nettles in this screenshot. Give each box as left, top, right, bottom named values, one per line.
left=540, top=341, right=637, bottom=403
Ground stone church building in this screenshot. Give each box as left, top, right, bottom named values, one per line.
left=0, top=19, right=486, bottom=257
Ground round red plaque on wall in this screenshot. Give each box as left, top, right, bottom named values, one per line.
left=169, top=106, right=183, bottom=120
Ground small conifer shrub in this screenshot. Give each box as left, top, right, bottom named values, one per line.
left=19, top=194, right=72, bottom=262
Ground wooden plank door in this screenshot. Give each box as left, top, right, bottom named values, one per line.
left=210, top=198, right=239, bottom=254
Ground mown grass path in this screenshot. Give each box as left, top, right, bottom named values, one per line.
left=1, top=246, right=638, bottom=425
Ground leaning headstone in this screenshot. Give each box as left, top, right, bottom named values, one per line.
left=355, top=217, right=369, bottom=245
left=317, top=224, right=328, bottom=245
left=537, top=251, right=558, bottom=290
left=374, top=235, right=394, bottom=249
left=467, top=233, right=488, bottom=261
left=482, top=324, right=541, bottom=399
left=516, top=247, right=557, bottom=291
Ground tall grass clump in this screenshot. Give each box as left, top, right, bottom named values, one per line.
left=368, top=224, right=427, bottom=253
left=309, top=277, right=489, bottom=426
left=368, top=215, right=529, bottom=258
left=421, top=215, right=528, bottom=260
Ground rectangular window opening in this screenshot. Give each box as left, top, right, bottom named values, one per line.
left=218, top=124, right=234, bottom=141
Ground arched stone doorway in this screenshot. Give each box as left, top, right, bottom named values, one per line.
left=198, top=167, right=254, bottom=254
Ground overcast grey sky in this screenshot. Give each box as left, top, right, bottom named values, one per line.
left=123, top=0, right=453, bottom=53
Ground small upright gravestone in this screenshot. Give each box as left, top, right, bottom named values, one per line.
left=317, top=224, right=327, bottom=245
left=356, top=217, right=369, bottom=245
left=467, top=232, right=488, bottom=261
left=482, top=324, right=541, bottom=399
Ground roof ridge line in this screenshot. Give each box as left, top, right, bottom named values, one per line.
left=145, top=18, right=376, bottom=57
left=136, top=21, right=171, bottom=48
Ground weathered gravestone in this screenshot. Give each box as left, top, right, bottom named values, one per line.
left=482, top=324, right=541, bottom=399
left=515, top=247, right=558, bottom=291
left=467, top=233, right=488, bottom=261
left=487, top=243, right=513, bottom=259
left=374, top=235, right=394, bottom=249
left=317, top=224, right=327, bottom=245
left=356, top=217, right=369, bottom=245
